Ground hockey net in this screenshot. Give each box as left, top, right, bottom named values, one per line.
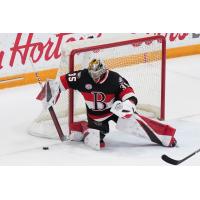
left=28, top=35, right=166, bottom=140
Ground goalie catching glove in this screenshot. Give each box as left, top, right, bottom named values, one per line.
left=36, top=79, right=63, bottom=109
left=110, top=100, right=136, bottom=119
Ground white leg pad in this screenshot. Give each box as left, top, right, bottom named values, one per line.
left=84, top=129, right=101, bottom=150
left=116, top=116, right=149, bottom=140
left=69, top=131, right=84, bottom=142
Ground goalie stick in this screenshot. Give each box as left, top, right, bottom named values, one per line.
left=161, top=148, right=200, bottom=165
left=29, top=58, right=66, bottom=142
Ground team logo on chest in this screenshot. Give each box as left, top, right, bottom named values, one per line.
left=85, top=83, right=92, bottom=90
left=92, top=92, right=106, bottom=111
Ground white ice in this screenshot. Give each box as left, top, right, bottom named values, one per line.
left=0, top=55, right=200, bottom=165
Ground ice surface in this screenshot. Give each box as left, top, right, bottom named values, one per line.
left=0, top=55, right=200, bottom=165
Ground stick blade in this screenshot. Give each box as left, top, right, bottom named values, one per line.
left=161, top=154, right=180, bottom=165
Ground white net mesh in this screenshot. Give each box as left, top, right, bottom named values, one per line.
left=28, top=36, right=165, bottom=140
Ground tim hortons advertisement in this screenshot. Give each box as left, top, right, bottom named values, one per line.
left=0, top=33, right=200, bottom=79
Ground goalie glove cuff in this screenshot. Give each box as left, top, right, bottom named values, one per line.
left=124, top=100, right=136, bottom=113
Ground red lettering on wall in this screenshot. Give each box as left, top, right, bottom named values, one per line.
left=66, top=37, right=76, bottom=42
left=132, top=33, right=190, bottom=47
left=9, top=33, right=102, bottom=67
left=66, top=33, right=102, bottom=43
left=168, top=33, right=189, bottom=41
left=153, top=33, right=189, bottom=41
left=97, top=33, right=102, bottom=38
left=44, top=33, right=66, bottom=60
left=0, top=32, right=192, bottom=71
left=0, top=51, right=4, bottom=69
left=10, top=33, right=69, bottom=66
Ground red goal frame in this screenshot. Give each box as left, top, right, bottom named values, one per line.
left=68, top=35, right=166, bottom=132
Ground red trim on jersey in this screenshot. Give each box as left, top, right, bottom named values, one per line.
left=99, top=70, right=109, bottom=84
left=60, top=75, right=69, bottom=90
left=119, top=87, right=134, bottom=100
left=81, top=92, right=115, bottom=102
left=88, top=112, right=113, bottom=120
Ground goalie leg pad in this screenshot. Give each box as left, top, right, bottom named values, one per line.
left=69, top=122, right=104, bottom=150
left=137, top=114, right=176, bottom=147
left=84, top=129, right=101, bottom=150
left=116, top=116, right=150, bottom=140
left=116, top=114, right=176, bottom=147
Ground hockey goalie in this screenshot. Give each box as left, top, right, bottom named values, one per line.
left=37, top=58, right=177, bottom=150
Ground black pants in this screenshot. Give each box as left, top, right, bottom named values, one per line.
left=87, top=115, right=119, bottom=139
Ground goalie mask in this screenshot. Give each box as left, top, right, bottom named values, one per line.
left=88, top=59, right=107, bottom=82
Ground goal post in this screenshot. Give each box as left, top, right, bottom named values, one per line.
left=28, top=35, right=166, bottom=140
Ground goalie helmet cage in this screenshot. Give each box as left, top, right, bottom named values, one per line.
left=67, top=35, right=166, bottom=134
left=28, top=35, right=166, bottom=139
